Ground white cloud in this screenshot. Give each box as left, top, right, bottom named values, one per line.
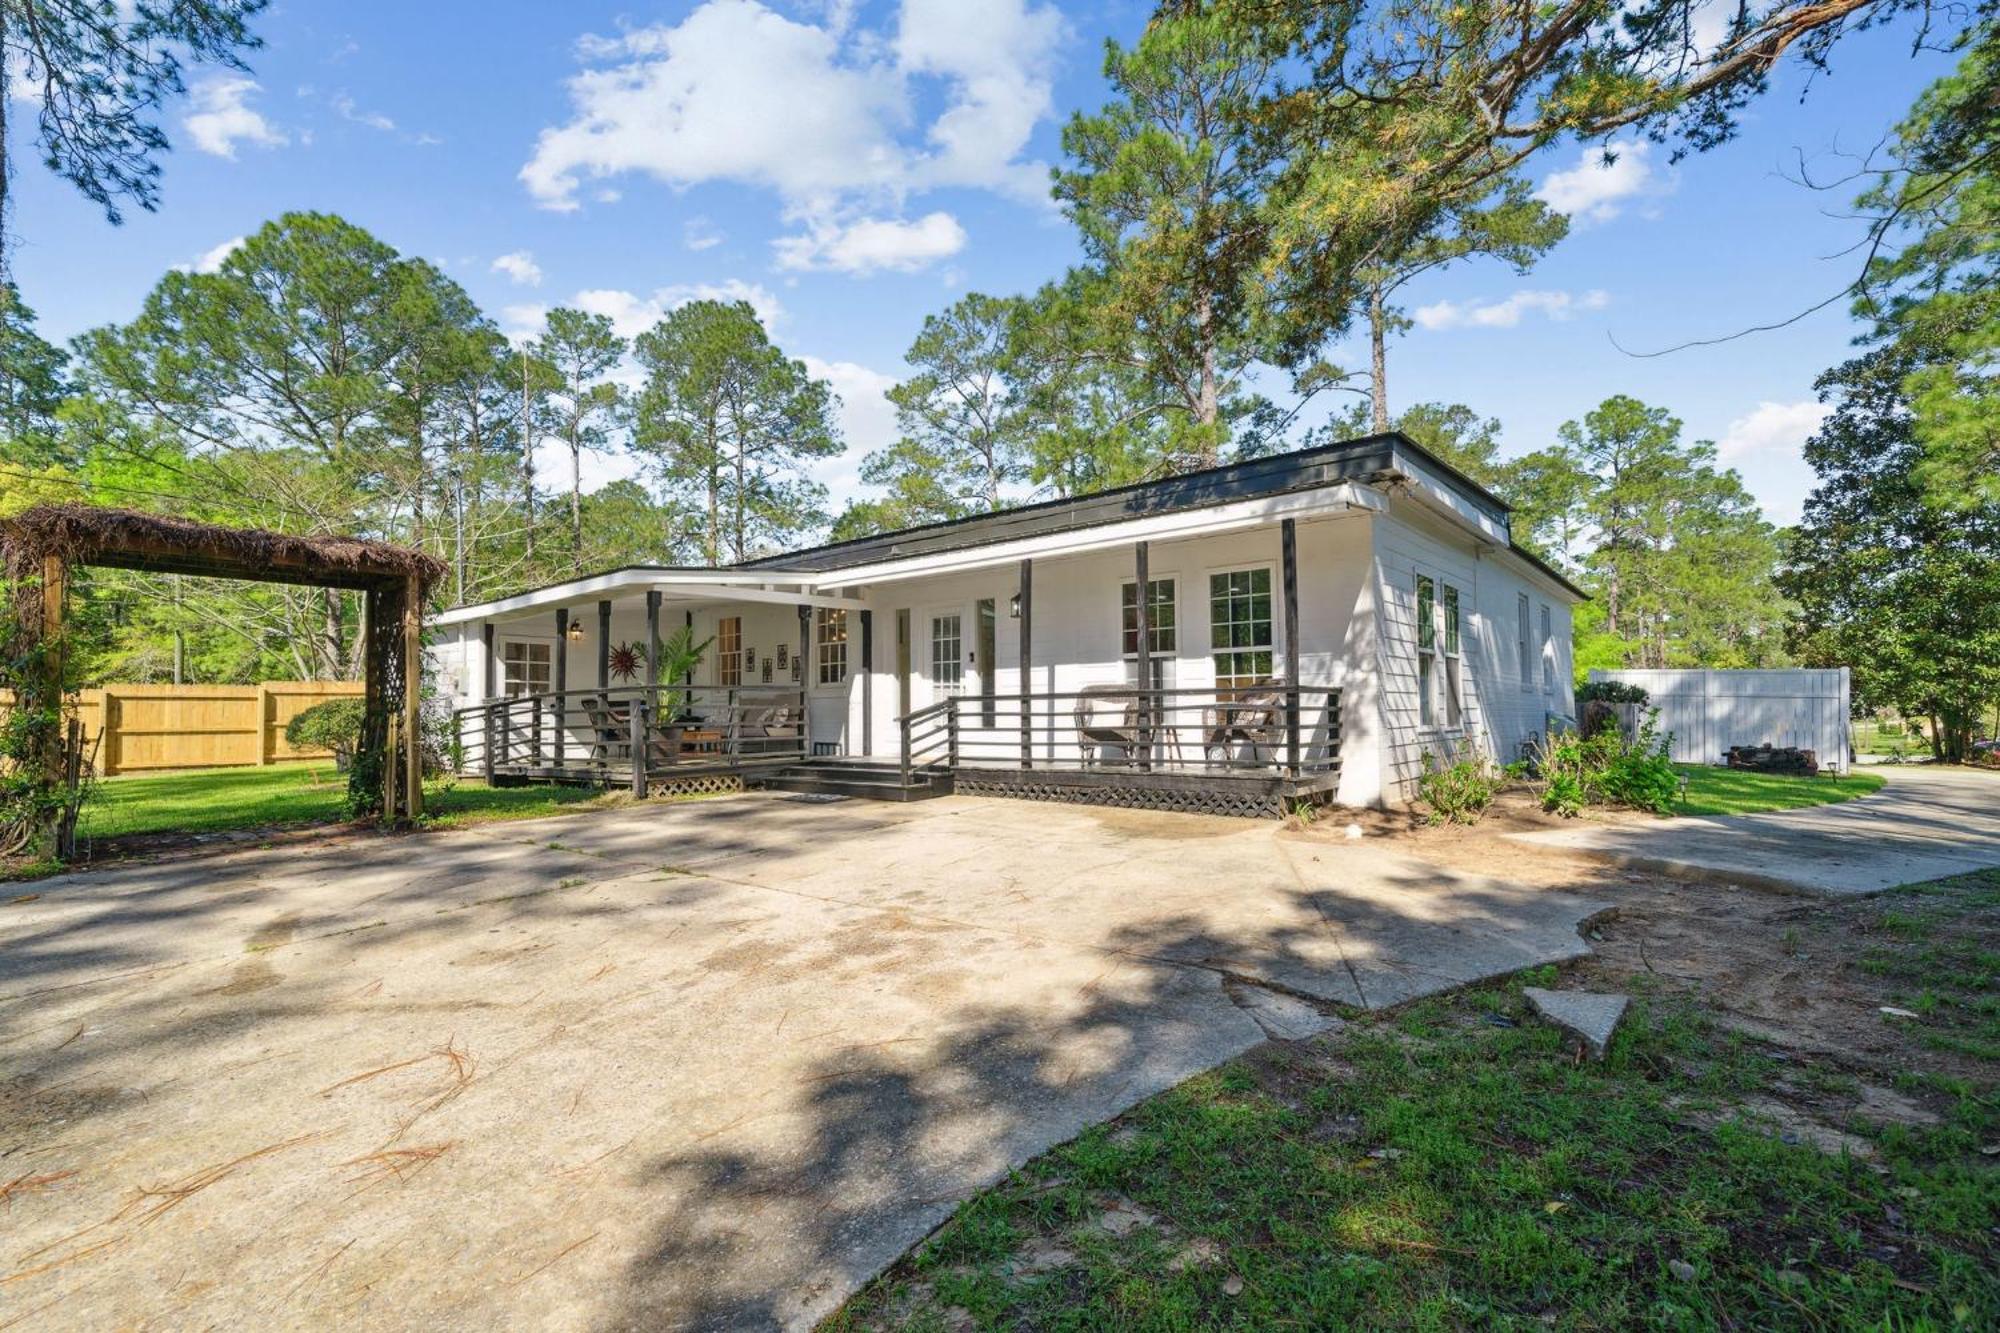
left=1536, top=138, right=1659, bottom=222
left=173, top=235, right=246, bottom=275
left=800, top=355, right=900, bottom=505
left=331, top=93, right=395, bottom=132
left=520, top=0, right=1063, bottom=268
left=491, top=250, right=544, bottom=287
left=1717, top=399, right=1831, bottom=461
left=1716, top=399, right=1830, bottom=525
left=774, top=211, right=967, bottom=274
left=182, top=77, right=287, bottom=158
left=684, top=217, right=724, bottom=251
left=1413, top=288, right=1610, bottom=331
left=520, top=279, right=787, bottom=343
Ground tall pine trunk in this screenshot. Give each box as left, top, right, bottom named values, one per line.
left=1369, top=283, right=1390, bottom=434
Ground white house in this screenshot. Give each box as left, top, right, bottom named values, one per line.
left=431, top=432, right=1583, bottom=815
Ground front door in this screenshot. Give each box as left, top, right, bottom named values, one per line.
left=929, top=612, right=964, bottom=705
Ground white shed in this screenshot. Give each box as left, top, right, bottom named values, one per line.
left=1588, top=668, right=1852, bottom=773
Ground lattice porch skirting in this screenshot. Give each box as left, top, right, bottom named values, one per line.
left=952, top=770, right=1324, bottom=820
left=645, top=772, right=745, bottom=799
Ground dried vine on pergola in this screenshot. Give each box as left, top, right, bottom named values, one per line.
left=0, top=504, right=443, bottom=858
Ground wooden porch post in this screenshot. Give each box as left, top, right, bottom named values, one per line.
left=1281, top=517, right=1301, bottom=776
left=481, top=620, right=496, bottom=779
left=683, top=611, right=694, bottom=686
left=1133, top=541, right=1151, bottom=770
left=859, top=609, right=874, bottom=759
left=596, top=599, right=612, bottom=689
left=797, top=603, right=812, bottom=756
left=403, top=574, right=424, bottom=820
left=553, top=608, right=568, bottom=770
left=482, top=622, right=495, bottom=699
left=644, top=590, right=662, bottom=689
left=1018, top=558, right=1032, bottom=768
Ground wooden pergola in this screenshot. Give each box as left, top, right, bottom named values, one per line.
left=1, top=505, right=444, bottom=857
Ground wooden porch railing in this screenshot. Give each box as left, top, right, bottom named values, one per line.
left=451, top=685, right=808, bottom=793
left=897, top=685, right=1342, bottom=778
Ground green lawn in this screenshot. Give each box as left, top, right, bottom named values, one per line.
left=1674, top=765, right=1885, bottom=817
left=78, top=762, right=610, bottom=841
left=832, top=878, right=2000, bottom=1331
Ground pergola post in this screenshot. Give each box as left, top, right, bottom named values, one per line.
left=1016, top=556, right=1032, bottom=768
left=39, top=555, right=66, bottom=790
left=1282, top=517, right=1301, bottom=776
left=403, top=574, right=424, bottom=820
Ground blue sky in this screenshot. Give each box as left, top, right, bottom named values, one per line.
left=7, top=1, right=1964, bottom=526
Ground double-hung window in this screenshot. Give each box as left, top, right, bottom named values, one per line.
left=1443, top=584, right=1463, bottom=727
left=1120, top=577, right=1176, bottom=689
left=1208, top=569, right=1273, bottom=689
left=501, top=641, right=550, bottom=698
left=717, top=616, right=743, bottom=687
left=1416, top=576, right=1437, bottom=726
left=815, top=608, right=848, bottom=686
left=1540, top=604, right=1553, bottom=694
left=1517, top=594, right=1533, bottom=689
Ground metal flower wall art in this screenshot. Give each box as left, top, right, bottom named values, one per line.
left=607, top=641, right=648, bottom=682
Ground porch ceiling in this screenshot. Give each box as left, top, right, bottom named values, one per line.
left=438, top=574, right=867, bottom=628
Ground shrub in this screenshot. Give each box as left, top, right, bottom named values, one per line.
left=1577, top=679, right=1650, bottom=705
left=285, top=697, right=364, bottom=771
left=1529, top=716, right=1679, bottom=817
left=1416, top=749, right=1503, bottom=825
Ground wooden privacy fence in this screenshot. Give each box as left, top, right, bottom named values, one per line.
left=0, top=681, right=364, bottom=776
left=1587, top=668, right=1852, bottom=773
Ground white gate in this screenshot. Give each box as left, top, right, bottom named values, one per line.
left=1588, top=668, right=1852, bottom=772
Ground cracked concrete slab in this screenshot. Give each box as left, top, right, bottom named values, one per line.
left=1506, top=766, right=2000, bottom=896
left=1, top=792, right=1601, bottom=1330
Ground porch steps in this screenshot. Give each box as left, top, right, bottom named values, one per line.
left=752, top=759, right=955, bottom=803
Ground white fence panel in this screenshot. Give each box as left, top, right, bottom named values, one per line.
left=1588, top=668, right=1851, bottom=772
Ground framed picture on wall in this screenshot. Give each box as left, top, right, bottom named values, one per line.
left=761, top=657, right=773, bottom=683
left=790, top=657, right=802, bottom=683
left=777, top=645, right=788, bottom=669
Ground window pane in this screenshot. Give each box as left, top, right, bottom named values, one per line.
left=718, top=616, right=742, bottom=687
left=815, top=608, right=847, bottom=686
left=1419, top=653, right=1434, bottom=725
left=931, top=614, right=963, bottom=697
left=1416, top=576, right=1435, bottom=650
left=1210, top=569, right=1274, bottom=685
left=1443, top=585, right=1460, bottom=656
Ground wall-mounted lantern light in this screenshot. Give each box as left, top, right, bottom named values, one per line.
left=1008, top=591, right=1022, bottom=619
left=567, top=615, right=585, bottom=642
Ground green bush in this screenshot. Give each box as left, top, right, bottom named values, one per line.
left=284, top=697, right=364, bottom=771
left=1577, top=679, right=1650, bottom=705
left=1416, top=749, right=1503, bottom=825
left=1531, top=715, right=1679, bottom=817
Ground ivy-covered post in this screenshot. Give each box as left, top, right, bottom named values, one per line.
left=39, top=555, right=66, bottom=792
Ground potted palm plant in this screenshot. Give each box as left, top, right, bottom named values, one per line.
left=650, top=624, right=713, bottom=762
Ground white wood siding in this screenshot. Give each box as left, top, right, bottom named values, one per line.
left=1372, top=503, right=1576, bottom=803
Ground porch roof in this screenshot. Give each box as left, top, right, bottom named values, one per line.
left=433, top=570, right=867, bottom=628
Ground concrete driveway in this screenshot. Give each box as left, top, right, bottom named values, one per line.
left=1508, top=765, right=2000, bottom=896
left=2, top=794, right=1602, bottom=1330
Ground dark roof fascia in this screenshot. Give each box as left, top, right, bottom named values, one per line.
left=738, top=432, right=1507, bottom=575
left=1507, top=542, right=1590, bottom=602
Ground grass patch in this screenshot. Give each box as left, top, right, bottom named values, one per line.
left=1674, top=765, right=1885, bottom=817
left=77, top=763, right=610, bottom=842
left=834, top=976, right=1997, bottom=1330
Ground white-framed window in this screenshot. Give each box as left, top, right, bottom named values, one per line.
left=1517, top=593, right=1533, bottom=690
left=1540, top=603, right=1553, bottom=694
left=1444, top=584, right=1463, bottom=727
left=930, top=613, right=964, bottom=698
left=1209, top=568, right=1273, bottom=689
left=1416, top=574, right=1436, bottom=727
left=1120, top=577, right=1177, bottom=689
left=815, top=608, right=848, bottom=686
left=717, top=616, right=742, bottom=687
left=500, top=640, right=551, bottom=698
